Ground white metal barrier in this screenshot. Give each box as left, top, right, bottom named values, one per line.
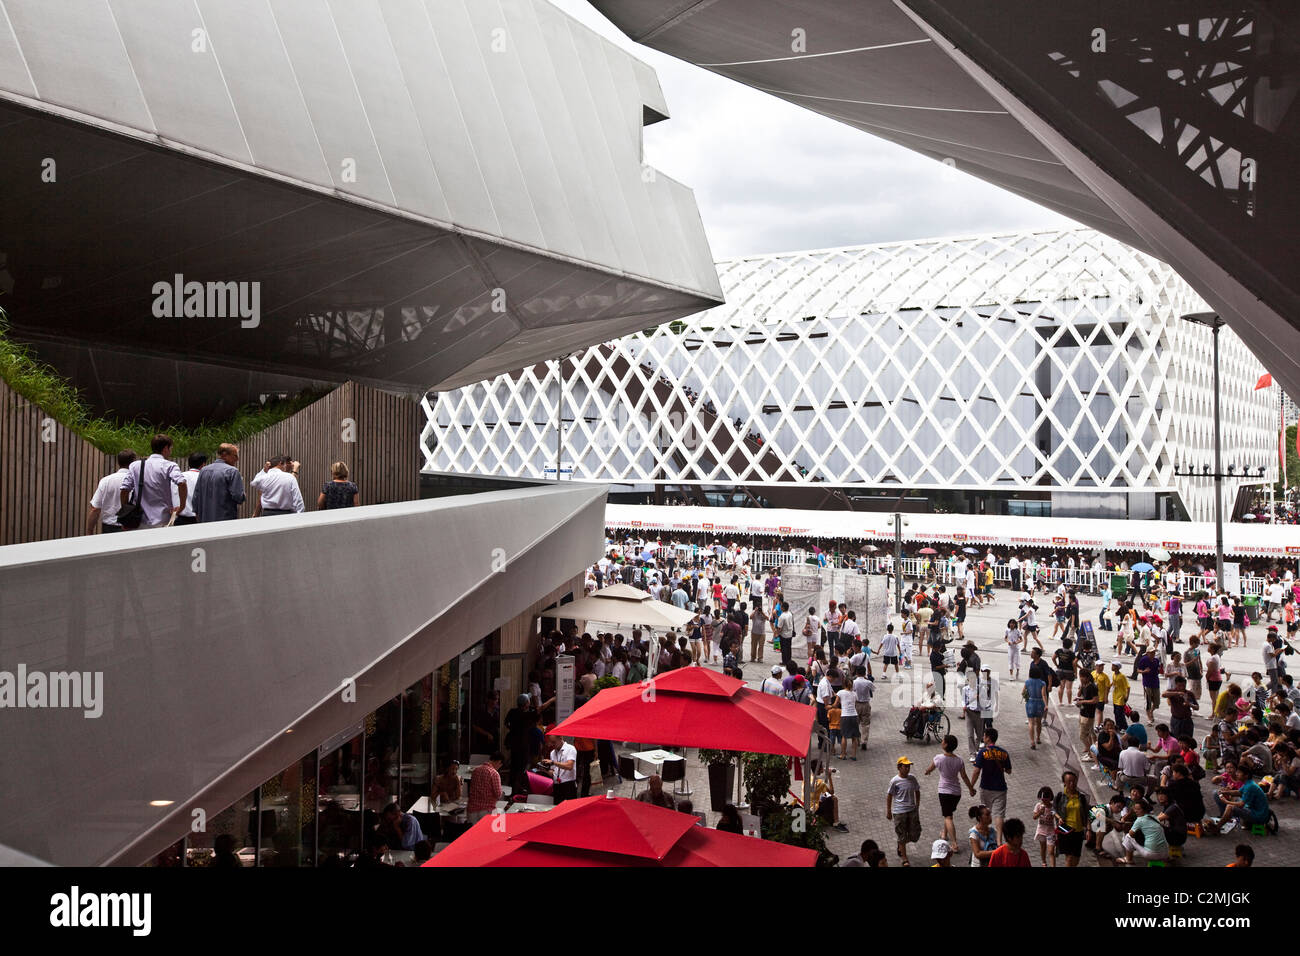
left=609, top=542, right=1271, bottom=596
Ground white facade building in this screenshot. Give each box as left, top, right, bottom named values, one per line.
left=424, top=229, right=1279, bottom=521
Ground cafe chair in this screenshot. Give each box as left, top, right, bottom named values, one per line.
left=618, top=754, right=647, bottom=798
left=661, top=756, right=692, bottom=798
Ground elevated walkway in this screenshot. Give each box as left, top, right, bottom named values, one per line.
left=0, top=483, right=604, bottom=865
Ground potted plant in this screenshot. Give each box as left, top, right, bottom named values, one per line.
left=761, top=804, right=837, bottom=867
left=698, top=748, right=741, bottom=811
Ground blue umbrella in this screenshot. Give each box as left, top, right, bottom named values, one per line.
left=1131, top=562, right=1155, bottom=573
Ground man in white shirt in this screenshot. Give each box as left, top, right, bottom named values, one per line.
left=841, top=610, right=862, bottom=649
left=1117, top=734, right=1154, bottom=793
left=174, top=452, right=206, bottom=526
left=723, top=576, right=741, bottom=612
left=250, top=456, right=305, bottom=515
left=1266, top=581, right=1285, bottom=621
left=878, top=624, right=902, bottom=680
left=542, top=733, right=578, bottom=803
left=87, top=450, right=137, bottom=534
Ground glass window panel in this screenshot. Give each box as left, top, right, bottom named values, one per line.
left=187, top=789, right=257, bottom=867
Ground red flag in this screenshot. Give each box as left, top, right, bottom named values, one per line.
left=1255, top=373, right=1273, bottom=390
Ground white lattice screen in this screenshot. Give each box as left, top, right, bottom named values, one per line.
left=423, top=228, right=1277, bottom=521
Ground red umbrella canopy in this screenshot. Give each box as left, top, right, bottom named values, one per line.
left=509, top=791, right=697, bottom=860
left=918, top=547, right=938, bottom=555
left=424, top=796, right=818, bottom=867
left=548, top=667, right=815, bottom=757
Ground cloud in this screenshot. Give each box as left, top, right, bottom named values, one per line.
left=548, top=0, right=1076, bottom=259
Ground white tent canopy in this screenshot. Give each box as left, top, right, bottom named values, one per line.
left=604, top=504, right=1300, bottom=560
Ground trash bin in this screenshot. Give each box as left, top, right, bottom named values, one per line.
left=1110, top=574, right=1129, bottom=599
left=1244, top=595, right=1260, bottom=623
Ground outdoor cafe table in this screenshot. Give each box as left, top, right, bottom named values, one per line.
left=407, top=796, right=466, bottom=817
left=630, top=748, right=684, bottom=778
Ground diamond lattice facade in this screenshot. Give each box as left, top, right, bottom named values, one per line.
left=423, top=229, right=1278, bottom=521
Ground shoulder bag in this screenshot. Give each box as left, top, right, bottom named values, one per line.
left=117, top=458, right=147, bottom=530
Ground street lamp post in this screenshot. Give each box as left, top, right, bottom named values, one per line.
left=1177, top=312, right=1225, bottom=584
left=894, top=512, right=904, bottom=613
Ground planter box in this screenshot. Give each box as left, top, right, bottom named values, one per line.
left=707, top=761, right=736, bottom=811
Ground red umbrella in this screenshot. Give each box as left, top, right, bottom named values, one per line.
left=424, top=795, right=817, bottom=867
left=547, top=666, right=814, bottom=757
left=918, top=547, right=938, bottom=555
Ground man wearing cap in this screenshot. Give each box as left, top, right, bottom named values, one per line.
left=760, top=666, right=785, bottom=696
left=886, top=757, right=923, bottom=865
left=541, top=731, right=578, bottom=803
left=787, top=673, right=812, bottom=705
left=1110, top=660, right=1131, bottom=730
left=930, top=839, right=953, bottom=867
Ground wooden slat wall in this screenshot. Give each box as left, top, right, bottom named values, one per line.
left=0, top=380, right=421, bottom=546
left=0, top=377, right=114, bottom=546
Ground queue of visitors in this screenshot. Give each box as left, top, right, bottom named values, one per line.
left=87, top=434, right=360, bottom=532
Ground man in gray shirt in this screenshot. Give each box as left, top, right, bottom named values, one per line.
left=193, top=443, right=246, bottom=522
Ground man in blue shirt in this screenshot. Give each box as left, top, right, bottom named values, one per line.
left=969, top=726, right=1012, bottom=844
left=192, top=443, right=247, bottom=522
left=1213, top=766, right=1270, bottom=834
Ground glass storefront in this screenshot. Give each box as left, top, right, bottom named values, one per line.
left=170, top=633, right=502, bottom=865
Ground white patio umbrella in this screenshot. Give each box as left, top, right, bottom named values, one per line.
left=1148, top=547, right=1172, bottom=562
left=561, top=583, right=698, bottom=630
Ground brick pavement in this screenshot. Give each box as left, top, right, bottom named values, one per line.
left=586, top=585, right=1298, bottom=866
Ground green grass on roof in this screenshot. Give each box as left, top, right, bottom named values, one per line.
left=0, top=308, right=325, bottom=458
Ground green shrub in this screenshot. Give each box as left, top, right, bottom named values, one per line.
left=742, top=752, right=791, bottom=815
left=0, top=308, right=324, bottom=457
left=761, top=804, right=837, bottom=867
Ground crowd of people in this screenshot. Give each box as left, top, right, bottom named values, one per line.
left=574, top=534, right=1300, bottom=867
left=86, top=434, right=360, bottom=532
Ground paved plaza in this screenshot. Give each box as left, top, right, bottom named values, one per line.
left=591, top=585, right=1297, bottom=866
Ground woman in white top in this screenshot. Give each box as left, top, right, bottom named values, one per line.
left=1004, top=620, right=1023, bottom=682
left=1116, top=612, right=1134, bottom=656
left=803, top=608, right=822, bottom=656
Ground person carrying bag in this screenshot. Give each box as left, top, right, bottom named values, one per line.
left=116, top=457, right=147, bottom=530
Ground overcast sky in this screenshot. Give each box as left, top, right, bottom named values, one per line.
left=549, top=0, right=1075, bottom=261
